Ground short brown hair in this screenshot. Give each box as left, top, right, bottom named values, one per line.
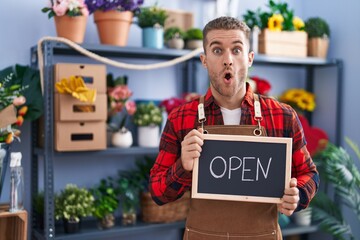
left=202, top=16, right=251, bottom=51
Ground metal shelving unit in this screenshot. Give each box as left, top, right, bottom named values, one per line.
left=30, top=41, right=342, bottom=240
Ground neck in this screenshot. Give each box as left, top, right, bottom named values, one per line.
left=211, top=85, right=246, bottom=110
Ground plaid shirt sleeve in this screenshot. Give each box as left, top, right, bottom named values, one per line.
left=149, top=102, right=198, bottom=205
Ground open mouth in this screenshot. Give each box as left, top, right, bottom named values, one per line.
left=224, top=73, right=232, bottom=81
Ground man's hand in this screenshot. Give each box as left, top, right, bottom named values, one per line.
left=278, top=178, right=299, bottom=216
left=181, top=128, right=204, bottom=171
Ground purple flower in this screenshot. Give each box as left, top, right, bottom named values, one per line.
left=85, top=0, right=144, bottom=14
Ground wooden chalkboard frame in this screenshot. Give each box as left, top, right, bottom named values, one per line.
left=192, top=134, right=292, bottom=204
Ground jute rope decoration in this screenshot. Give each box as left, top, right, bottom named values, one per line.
left=37, top=36, right=203, bottom=93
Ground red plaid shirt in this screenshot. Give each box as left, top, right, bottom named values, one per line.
left=150, top=84, right=319, bottom=211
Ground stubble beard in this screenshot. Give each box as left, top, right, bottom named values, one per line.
left=209, top=70, right=245, bottom=98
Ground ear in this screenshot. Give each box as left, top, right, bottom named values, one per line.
left=248, top=51, right=254, bottom=68
left=200, top=53, right=207, bottom=69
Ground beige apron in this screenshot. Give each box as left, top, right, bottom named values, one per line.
left=183, top=95, right=282, bottom=240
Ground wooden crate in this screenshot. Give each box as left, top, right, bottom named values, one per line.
left=164, top=9, right=193, bottom=31
left=0, top=209, right=28, bottom=240
left=259, top=29, right=308, bottom=57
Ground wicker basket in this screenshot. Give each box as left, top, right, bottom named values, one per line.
left=140, top=191, right=190, bottom=223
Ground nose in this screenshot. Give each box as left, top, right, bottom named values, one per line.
left=223, top=51, right=233, bottom=67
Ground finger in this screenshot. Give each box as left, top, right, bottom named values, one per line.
left=13, top=96, right=26, bottom=106
left=289, top=178, right=297, bottom=187
left=284, top=187, right=299, bottom=196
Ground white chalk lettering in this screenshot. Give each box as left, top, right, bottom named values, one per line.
left=242, top=157, right=255, bottom=181
left=256, top=157, right=272, bottom=180
left=210, top=156, right=227, bottom=178
left=228, top=156, right=242, bottom=179
left=209, top=156, right=273, bottom=181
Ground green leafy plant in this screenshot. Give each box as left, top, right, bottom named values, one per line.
left=55, top=184, right=95, bottom=223
left=117, top=169, right=143, bottom=213
left=133, top=102, right=162, bottom=127
left=136, top=6, right=168, bottom=28
left=184, top=28, right=203, bottom=40
left=164, top=27, right=186, bottom=41
left=311, top=138, right=360, bottom=240
left=242, top=0, right=304, bottom=31
left=91, top=177, right=119, bottom=220
left=305, top=17, right=330, bottom=38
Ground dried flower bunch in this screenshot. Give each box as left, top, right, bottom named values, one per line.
left=243, top=0, right=304, bottom=31
left=42, top=0, right=89, bottom=18
left=279, top=88, right=316, bottom=112
left=85, top=0, right=144, bottom=14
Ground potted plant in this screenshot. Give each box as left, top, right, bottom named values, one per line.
left=133, top=102, right=163, bottom=147
left=55, top=184, right=94, bottom=234
left=42, top=0, right=89, bottom=43
left=305, top=17, right=330, bottom=58
left=85, top=0, right=144, bottom=46
left=107, top=74, right=136, bottom=148
left=136, top=6, right=168, bottom=49
left=164, top=27, right=186, bottom=49
left=242, top=0, right=307, bottom=57
left=91, top=177, right=119, bottom=230
left=116, top=169, right=143, bottom=225
left=184, top=28, right=203, bottom=49
left=311, top=138, right=360, bottom=239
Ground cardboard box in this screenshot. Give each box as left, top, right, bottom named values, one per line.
left=0, top=210, right=28, bottom=240
left=164, top=9, right=193, bottom=31
left=54, top=93, right=107, bottom=121
left=54, top=63, right=107, bottom=93
left=259, top=29, right=308, bottom=57
left=55, top=121, right=106, bottom=151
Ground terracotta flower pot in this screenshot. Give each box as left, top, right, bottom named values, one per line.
left=94, top=10, right=133, bottom=46
left=54, top=15, right=87, bottom=43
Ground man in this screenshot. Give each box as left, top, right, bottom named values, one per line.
left=149, top=16, right=319, bottom=239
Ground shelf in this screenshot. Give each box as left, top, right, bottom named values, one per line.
left=33, top=146, right=158, bottom=157
left=33, top=220, right=185, bottom=240
left=32, top=219, right=317, bottom=240
left=32, top=42, right=339, bottom=66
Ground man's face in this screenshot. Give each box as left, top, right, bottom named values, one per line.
left=200, top=29, right=254, bottom=99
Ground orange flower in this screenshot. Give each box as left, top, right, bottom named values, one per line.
left=18, top=106, right=28, bottom=116
left=16, top=116, right=24, bottom=126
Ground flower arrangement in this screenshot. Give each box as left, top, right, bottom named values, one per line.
left=248, top=76, right=272, bottom=95
left=55, top=184, right=95, bottom=223
left=42, top=0, right=89, bottom=18
left=159, top=92, right=201, bottom=115
left=133, top=102, right=162, bottom=127
left=242, top=0, right=304, bottom=31
left=85, top=0, right=144, bottom=14
left=0, top=74, right=28, bottom=143
left=136, top=6, right=168, bottom=28
left=279, top=88, right=316, bottom=112
left=107, top=74, right=136, bottom=132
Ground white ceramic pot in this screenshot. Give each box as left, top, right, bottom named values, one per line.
left=111, top=128, right=133, bottom=148
left=138, top=125, right=160, bottom=147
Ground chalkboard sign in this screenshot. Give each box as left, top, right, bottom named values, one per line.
left=192, top=134, right=292, bottom=204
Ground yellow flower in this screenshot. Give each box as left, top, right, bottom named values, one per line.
left=279, top=88, right=316, bottom=112
left=268, top=14, right=284, bottom=31
left=293, top=16, right=305, bottom=31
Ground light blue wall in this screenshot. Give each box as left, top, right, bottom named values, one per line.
left=0, top=0, right=359, bottom=239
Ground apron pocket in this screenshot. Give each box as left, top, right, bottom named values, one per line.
left=184, top=227, right=277, bottom=240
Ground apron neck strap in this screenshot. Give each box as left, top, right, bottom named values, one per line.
left=198, top=94, right=262, bottom=125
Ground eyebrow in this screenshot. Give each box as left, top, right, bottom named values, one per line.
left=209, top=40, right=244, bottom=48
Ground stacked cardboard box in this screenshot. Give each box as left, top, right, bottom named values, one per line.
left=54, top=63, right=107, bottom=151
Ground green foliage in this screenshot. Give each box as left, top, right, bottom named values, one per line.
left=136, top=6, right=168, bottom=28
left=91, top=177, right=119, bottom=219
left=117, top=169, right=143, bottom=213
left=185, top=28, right=203, bottom=40
left=164, top=27, right=186, bottom=41
left=106, top=73, right=128, bottom=88
left=0, top=65, right=43, bottom=121
left=312, top=140, right=360, bottom=239
left=55, top=184, right=95, bottom=222
left=305, top=17, right=330, bottom=38
left=133, top=102, right=162, bottom=126
left=34, top=191, right=44, bottom=216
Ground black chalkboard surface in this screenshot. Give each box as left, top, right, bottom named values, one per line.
left=192, top=134, right=292, bottom=203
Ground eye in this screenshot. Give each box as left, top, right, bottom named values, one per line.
left=213, top=48, right=222, bottom=55
left=233, top=48, right=242, bottom=54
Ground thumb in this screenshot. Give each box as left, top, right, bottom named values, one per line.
left=289, top=178, right=297, bottom=188
left=198, top=127, right=204, bottom=134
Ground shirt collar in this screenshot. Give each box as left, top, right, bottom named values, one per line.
left=203, top=82, right=255, bottom=108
